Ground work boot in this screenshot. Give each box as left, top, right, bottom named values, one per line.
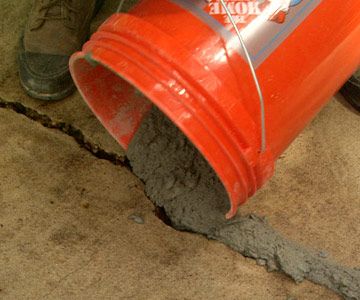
left=19, top=0, right=104, bottom=101
left=341, top=69, right=360, bottom=112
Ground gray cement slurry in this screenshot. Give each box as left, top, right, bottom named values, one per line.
left=127, top=108, right=360, bottom=300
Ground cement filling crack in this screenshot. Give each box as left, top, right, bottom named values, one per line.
left=127, top=107, right=360, bottom=300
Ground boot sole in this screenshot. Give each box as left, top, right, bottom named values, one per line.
left=341, top=81, right=360, bottom=112
left=19, top=77, right=76, bottom=101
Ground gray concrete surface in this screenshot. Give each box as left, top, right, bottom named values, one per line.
left=0, top=109, right=337, bottom=299
left=0, top=0, right=359, bottom=299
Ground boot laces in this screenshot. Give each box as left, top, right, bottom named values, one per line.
left=31, top=0, right=79, bottom=30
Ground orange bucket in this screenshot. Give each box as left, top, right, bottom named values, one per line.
left=70, top=0, right=360, bottom=218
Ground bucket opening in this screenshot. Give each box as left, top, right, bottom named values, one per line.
left=70, top=49, right=252, bottom=219
left=70, top=55, right=152, bottom=149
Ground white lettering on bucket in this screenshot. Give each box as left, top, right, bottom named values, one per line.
left=208, top=1, right=262, bottom=20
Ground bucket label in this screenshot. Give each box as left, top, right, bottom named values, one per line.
left=205, top=0, right=304, bottom=25
left=171, top=0, right=322, bottom=67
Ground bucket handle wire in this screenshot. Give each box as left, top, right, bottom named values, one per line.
left=219, top=0, right=267, bottom=153
left=115, top=0, right=267, bottom=153
left=117, top=0, right=126, bottom=12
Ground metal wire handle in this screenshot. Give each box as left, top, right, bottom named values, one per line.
left=219, top=0, right=267, bottom=153
left=117, top=0, right=126, bottom=12
left=115, top=0, right=267, bottom=152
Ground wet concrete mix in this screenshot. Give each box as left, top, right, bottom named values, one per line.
left=127, top=107, right=360, bottom=300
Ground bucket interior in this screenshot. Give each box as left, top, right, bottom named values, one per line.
left=71, top=56, right=152, bottom=149
left=70, top=52, right=247, bottom=218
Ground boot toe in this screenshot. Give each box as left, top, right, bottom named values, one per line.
left=341, top=75, right=360, bottom=112
left=19, top=40, right=75, bottom=101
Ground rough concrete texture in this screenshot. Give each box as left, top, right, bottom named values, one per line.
left=0, top=108, right=338, bottom=299
left=0, top=0, right=125, bottom=158
left=127, top=108, right=360, bottom=299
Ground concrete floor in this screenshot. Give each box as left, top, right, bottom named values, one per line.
left=0, top=0, right=359, bottom=299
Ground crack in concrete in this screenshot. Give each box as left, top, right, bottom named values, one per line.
left=2, top=98, right=359, bottom=299
left=0, top=98, right=129, bottom=169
